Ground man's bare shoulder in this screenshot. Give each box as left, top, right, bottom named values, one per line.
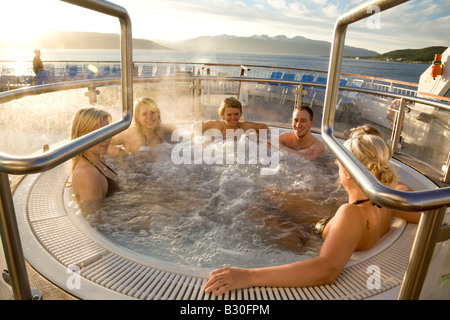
left=279, top=132, right=296, bottom=143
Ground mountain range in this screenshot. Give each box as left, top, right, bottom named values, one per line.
left=12, top=31, right=170, bottom=50
left=2, top=30, right=379, bottom=57
left=157, top=34, right=379, bottom=57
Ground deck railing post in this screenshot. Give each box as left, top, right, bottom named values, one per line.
left=443, top=151, right=450, bottom=184
left=193, top=78, right=202, bottom=121
left=398, top=206, right=447, bottom=299
left=389, top=97, right=407, bottom=154
left=0, top=172, right=35, bottom=300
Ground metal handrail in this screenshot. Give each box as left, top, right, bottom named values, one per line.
left=0, top=0, right=133, bottom=175
left=321, top=0, right=449, bottom=300
left=321, top=0, right=450, bottom=212
left=0, top=0, right=133, bottom=174
left=0, top=0, right=133, bottom=300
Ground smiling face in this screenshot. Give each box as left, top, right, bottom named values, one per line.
left=137, top=102, right=160, bottom=130
left=223, top=107, right=242, bottom=127
left=292, top=108, right=314, bottom=139
left=88, top=117, right=111, bottom=156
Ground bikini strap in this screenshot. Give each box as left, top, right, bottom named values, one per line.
left=352, top=198, right=381, bottom=208
left=352, top=199, right=370, bottom=205
left=82, top=154, right=117, bottom=177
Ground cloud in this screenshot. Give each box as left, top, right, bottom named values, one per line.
left=322, top=3, right=340, bottom=18
left=265, top=0, right=309, bottom=17
left=6, top=0, right=446, bottom=53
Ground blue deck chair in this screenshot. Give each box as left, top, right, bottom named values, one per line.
left=310, top=76, right=327, bottom=103
left=266, top=71, right=284, bottom=97
left=67, top=65, right=81, bottom=80
left=300, top=74, right=315, bottom=99
left=300, top=74, right=315, bottom=89
left=140, top=65, right=153, bottom=77
left=155, top=66, right=168, bottom=77
left=0, top=75, right=9, bottom=90
left=52, top=67, right=66, bottom=82
left=280, top=73, right=296, bottom=85
left=98, top=66, right=111, bottom=78
left=267, top=71, right=283, bottom=85
left=280, top=73, right=296, bottom=103
left=35, top=69, right=51, bottom=85
left=309, top=77, right=348, bottom=104
left=112, top=65, right=122, bottom=78
left=339, top=79, right=364, bottom=104
left=336, top=78, right=348, bottom=100
left=336, top=79, right=364, bottom=123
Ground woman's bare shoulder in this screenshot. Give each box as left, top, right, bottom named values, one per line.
left=202, top=120, right=222, bottom=130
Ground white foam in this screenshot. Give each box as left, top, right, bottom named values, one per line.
left=88, top=141, right=345, bottom=269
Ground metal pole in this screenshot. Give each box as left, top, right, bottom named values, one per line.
left=0, top=172, right=33, bottom=300
left=389, top=98, right=407, bottom=154
left=398, top=206, right=447, bottom=300
left=193, top=78, right=202, bottom=121
left=443, top=150, right=450, bottom=184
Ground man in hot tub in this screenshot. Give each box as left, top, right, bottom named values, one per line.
left=269, top=105, right=325, bottom=161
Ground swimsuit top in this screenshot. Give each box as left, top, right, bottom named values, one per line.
left=138, top=140, right=169, bottom=152
left=352, top=198, right=381, bottom=208
left=219, top=122, right=248, bottom=141
left=313, top=198, right=381, bottom=236
left=82, top=155, right=120, bottom=197
left=221, top=122, right=241, bottom=136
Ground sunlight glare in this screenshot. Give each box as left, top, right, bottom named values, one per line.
left=1, top=3, right=42, bottom=50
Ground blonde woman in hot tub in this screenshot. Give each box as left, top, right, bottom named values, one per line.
left=109, top=97, right=176, bottom=155
left=204, top=133, right=422, bottom=296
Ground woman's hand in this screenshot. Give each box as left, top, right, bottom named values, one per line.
left=204, top=267, right=253, bottom=296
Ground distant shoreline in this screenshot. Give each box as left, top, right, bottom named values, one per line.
left=345, top=56, right=430, bottom=64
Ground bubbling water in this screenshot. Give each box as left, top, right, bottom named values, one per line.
left=86, top=135, right=347, bottom=269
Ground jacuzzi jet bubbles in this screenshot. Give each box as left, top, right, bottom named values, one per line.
left=86, top=132, right=346, bottom=269
left=171, top=122, right=280, bottom=175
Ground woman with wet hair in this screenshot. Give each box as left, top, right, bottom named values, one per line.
left=69, top=107, right=118, bottom=214
left=109, top=97, right=175, bottom=154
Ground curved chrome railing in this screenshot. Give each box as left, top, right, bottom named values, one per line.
left=321, top=0, right=450, bottom=300
left=0, top=0, right=133, bottom=300
left=0, top=0, right=134, bottom=174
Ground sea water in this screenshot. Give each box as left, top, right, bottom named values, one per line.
left=0, top=48, right=428, bottom=83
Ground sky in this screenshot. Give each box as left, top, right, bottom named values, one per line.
left=1, top=0, right=449, bottom=54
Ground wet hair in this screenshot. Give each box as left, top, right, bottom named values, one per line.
left=133, top=97, right=161, bottom=142
left=134, top=97, right=161, bottom=127
left=70, top=107, right=111, bottom=169
left=218, top=97, right=242, bottom=120
left=350, top=124, right=383, bottom=139
left=343, top=134, right=397, bottom=188
left=293, top=105, right=314, bottom=121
